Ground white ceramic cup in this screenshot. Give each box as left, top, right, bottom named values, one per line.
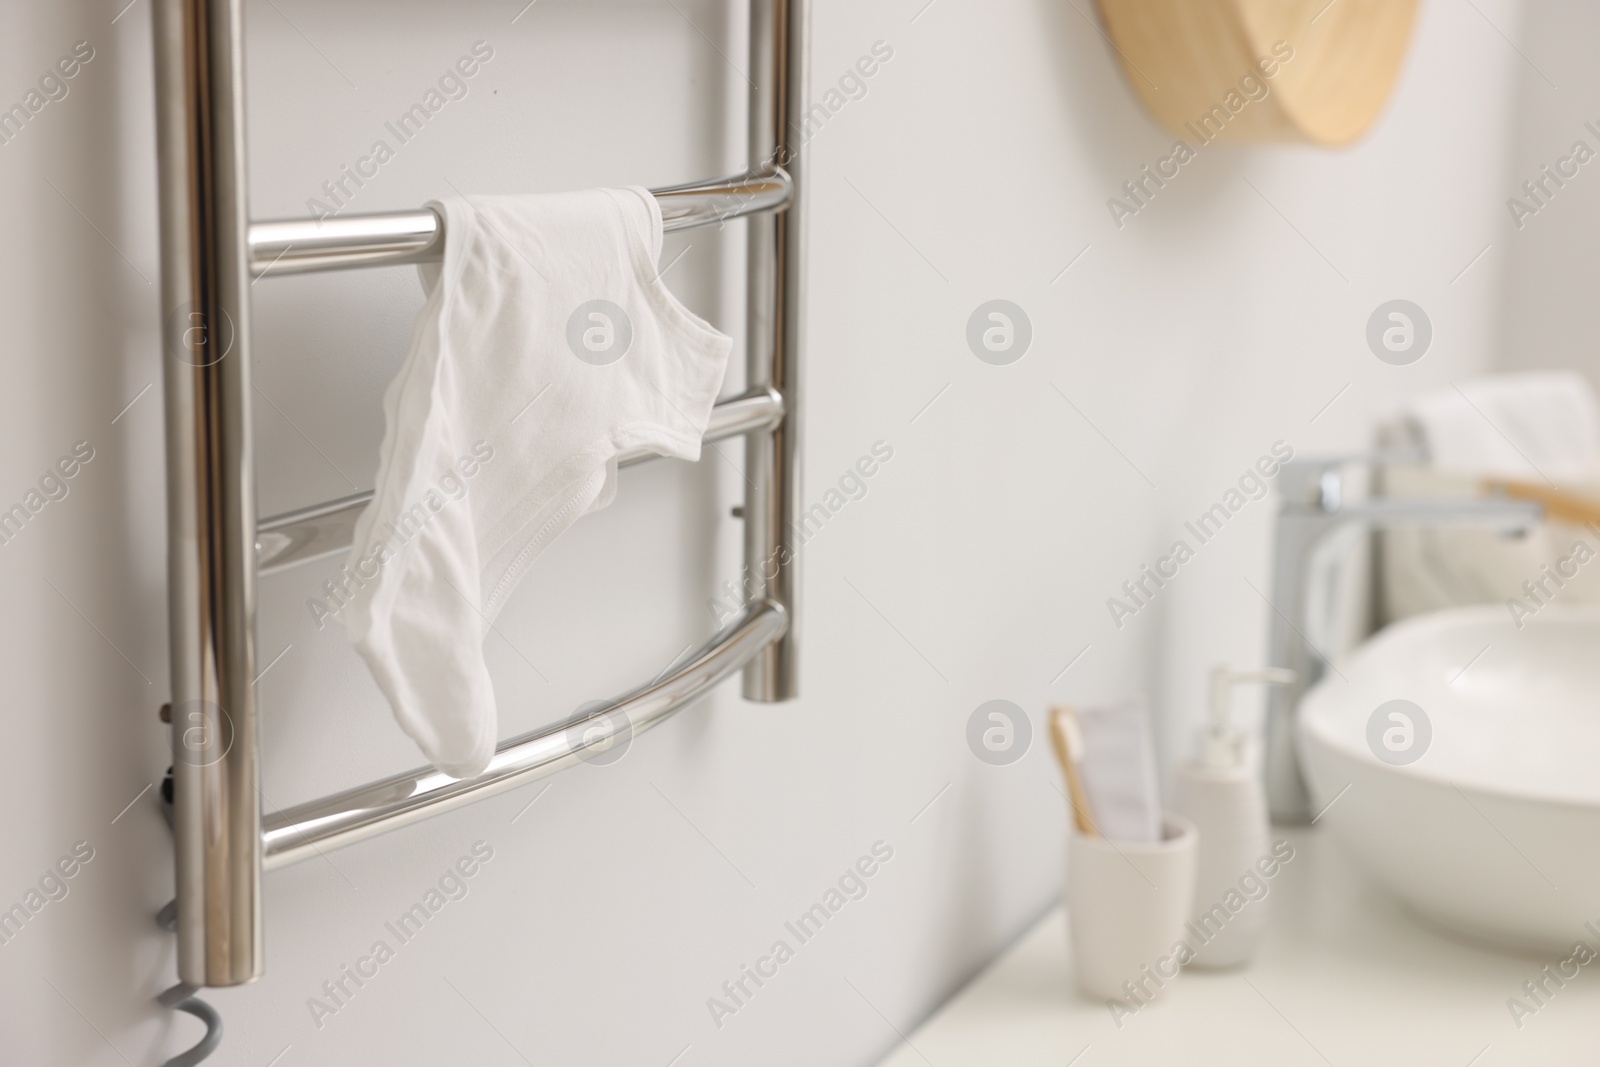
left=1065, top=814, right=1199, bottom=1002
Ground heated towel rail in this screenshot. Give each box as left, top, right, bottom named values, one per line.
left=154, top=0, right=807, bottom=988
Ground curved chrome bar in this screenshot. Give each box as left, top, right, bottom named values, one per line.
left=263, top=600, right=788, bottom=869
left=248, top=165, right=792, bottom=277
left=653, top=166, right=791, bottom=230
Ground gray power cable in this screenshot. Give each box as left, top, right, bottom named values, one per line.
left=157, top=770, right=224, bottom=1066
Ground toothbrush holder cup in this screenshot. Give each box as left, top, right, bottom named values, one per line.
left=1065, top=814, right=1199, bottom=1002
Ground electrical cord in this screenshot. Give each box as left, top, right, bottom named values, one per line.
left=157, top=769, right=224, bottom=1066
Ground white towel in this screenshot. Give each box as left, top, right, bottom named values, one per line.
left=339, top=187, right=731, bottom=777
left=1405, top=372, right=1600, bottom=483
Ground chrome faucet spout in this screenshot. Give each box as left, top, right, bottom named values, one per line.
left=1261, top=457, right=1543, bottom=823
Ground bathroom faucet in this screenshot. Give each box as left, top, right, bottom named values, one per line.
left=1261, top=453, right=1544, bottom=823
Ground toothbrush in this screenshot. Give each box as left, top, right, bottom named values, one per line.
left=1049, top=705, right=1100, bottom=837
left=1481, top=477, right=1600, bottom=525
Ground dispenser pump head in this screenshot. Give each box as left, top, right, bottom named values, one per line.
left=1202, top=665, right=1296, bottom=770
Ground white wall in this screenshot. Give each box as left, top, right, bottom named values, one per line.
left=0, top=1, right=1530, bottom=1064
left=1493, top=0, right=1600, bottom=386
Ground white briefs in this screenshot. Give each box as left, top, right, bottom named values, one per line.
left=340, top=187, right=732, bottom=777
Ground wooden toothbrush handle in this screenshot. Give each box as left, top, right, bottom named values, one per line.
left=1049, top=706, right=1100, bottom=838
left=1482, top=478, right=1600, bottom=527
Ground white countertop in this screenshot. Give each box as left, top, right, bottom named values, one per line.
left=876, top=828, right=1600, bottom=1067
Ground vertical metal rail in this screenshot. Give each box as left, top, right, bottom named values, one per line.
left=153, top=0, right=262, bottom=986
left=744, top=0, right=807, bottom=700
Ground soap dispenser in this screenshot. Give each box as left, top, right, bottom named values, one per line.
left=1172, top=664, right=1294, bottom=969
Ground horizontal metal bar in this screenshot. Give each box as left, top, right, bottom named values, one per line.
left=263, top=599, right=788, bottom=869
left=249, top=166, right=792, bottom=277
left=256, top=386, right=784, bottom=575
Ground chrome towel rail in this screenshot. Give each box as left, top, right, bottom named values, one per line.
left=152, top=0, right=808, bottom=990
left=248, top=167, right=793, bottom=277
left=265, top=600, right=787, bottom=869
left=256, top=385, right=785, bottom=574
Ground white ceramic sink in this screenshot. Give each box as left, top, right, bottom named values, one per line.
left=1298, top=604, right=1600, bottom=953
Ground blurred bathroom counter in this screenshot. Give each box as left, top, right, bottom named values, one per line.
left=874, top=829, right=1600, bottom=1067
